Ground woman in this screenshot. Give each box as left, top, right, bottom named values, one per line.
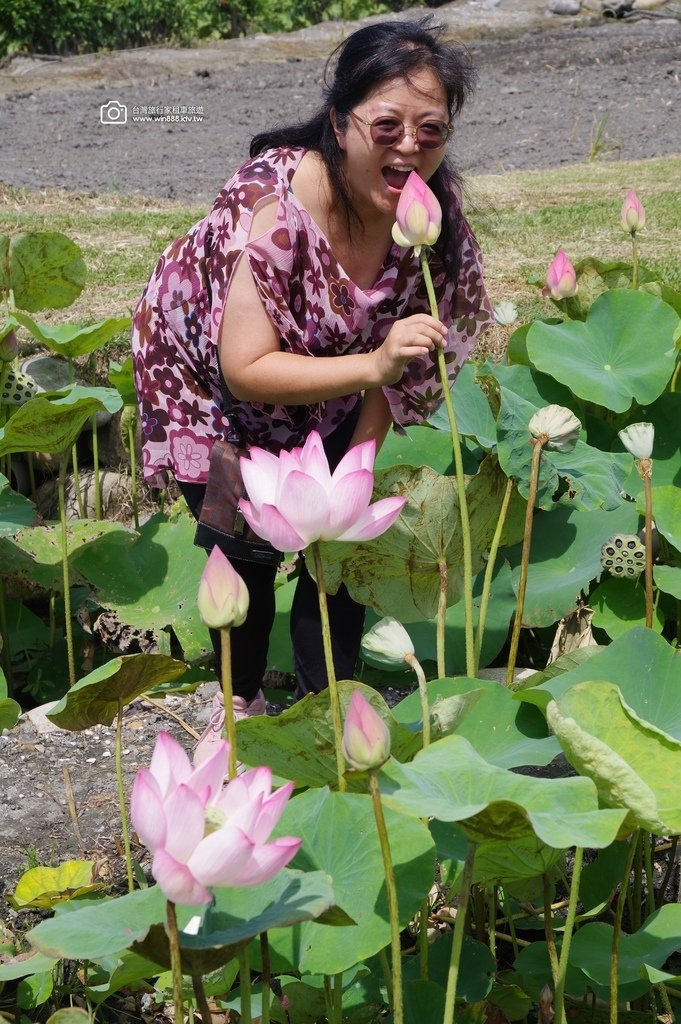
left=132, top=17, right=492, bottom=755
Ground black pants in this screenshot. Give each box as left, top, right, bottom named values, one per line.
left=179, top=411, right=366, bottom=701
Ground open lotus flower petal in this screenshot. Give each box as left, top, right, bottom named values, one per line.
left=361, top=616, right=415, bottom=670
left=342, top=690, right=391, bottom=772
left=544, top=250, right=578, bottom=300
left=197, top=546, right=249, bottom=630
left=131, top=733, right=301, bottom=905
left=529, top=405, right=582, bottom=452
left=493, top=301, right=519, bottom=327
left=239, top=431, right=406, bottom=551
left=391, top=171, right=442, bottom=252
left=618, top=422, right=654, bottom=460
left=621, top=189, right=645, bottom=233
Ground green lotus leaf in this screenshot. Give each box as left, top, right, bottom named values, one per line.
left=237, top=680, right=422, bottom=785
left=12, top=519, right=130, bottom=591
left=47, top=653, right=187, bottom=730
left=516, top=628, right=681, bottom=742
left=645, top=485, right=681, bottom=550
left=46, top=1010, right=91, bottom=1024
left=318, top=456, right=521, bottom=621
left=376, top=423, right=456, bottom=475
left=378, top=734, right=627, bottom=846
left=654, top=564, right=681, bottom=599
left=571, top=255, right=681, bottom=318
left=546, top=681, right=681, bottom=834
left=10, top=861, right=100, bottom=909
left=431, top=820, right=564, bottom=888
left=502, top=501, right=640, bottom=627
left=0, top=393, right=106, bottom=456
left=0, top=472, right=36, bottom=536
left=402, top=935, right=495, bottom=1004
left=267, top=787, right=435, bottom=975
left=620, top=392, right=681, bottom=498
left=108, top=356, right=137, bottom=406
left=526, top=290, right=679, bottom=413
left=14, top=311, right=131, bottom=360
left=590, top=577, right=665, bottom=638
left=569, top=904, right=681, bottom=989
left=429, top=362, right=497, bottom=448
left=392, top=675, right=560, bottom=769
left=8, top=232, right=85, bottom=311
left=0, top=952, right=59, bottom=982
left=0, top=666, right=20, bottom=733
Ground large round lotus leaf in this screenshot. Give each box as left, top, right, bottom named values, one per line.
left=267, top=787, right=435, bottom=975
left=0, top=952, right=59, bottom=982
left=402, top=935, right=495, bottom=1004
left=654, top=565, right=681, bottom=599
left=378, top=734, right=627, bottom=846
left=108, top=357, right=137, bottom=407
left=392, top=675, right=560, bottom=770
left=0, top=393, right=106, bottom=456
left=14, top=311, right=131, bottom=360
left=70, top=513, right=211, bottom=662
left=10, top=861, right=99, bottom=909
left=571, top=256, right=681, bottom=319
left=620, top=392, right=681, bottom=498
left=526, top=290, right=679, bottom=413
left=13, top=519, right=130, bottom=592
left=0, top=472, right=36, bottom=536
left=590, top=577, right=665, bottom=638
left=318, top=456, right=522, bottom=622
left=546, top=681, right=681, bottom=834
left=48, top=384, right=123, bottom=415
left=516, top=628, right=681, bottom=742
left=569, top=904, right=681, bottom=990
left=0, top=667, right=20, bottom=733
left=47, top=653, right=187, bottom=730
left=431, top=820, right=564, bottom=888
left=501, top=500, right=640, bottom=627
left=376, top=423, right=456, bottom=475
left=645, top=485, right=681, bottom=550
left=496, top=385, right=630, bottom=512
left=237, top=680, right=422, bottom=786
left=428, top=362, right=498, bottom=448
left=8, top=232, right=85, bottom=311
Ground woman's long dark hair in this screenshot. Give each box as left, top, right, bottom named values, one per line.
left=250, top=18, right=476, bottom=278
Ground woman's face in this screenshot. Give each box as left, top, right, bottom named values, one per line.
left=333, top=67, right=450, bottom=226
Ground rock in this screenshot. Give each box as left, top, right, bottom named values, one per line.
left=35, top=468, right=134, bottom=521
left=546, top=0, right=581, bottom=12
left=477, top=667, right=537, bottom=684
left=22, top=701, right=60, bottom=735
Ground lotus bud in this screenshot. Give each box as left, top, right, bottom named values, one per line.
left=197, top=546, right=249, bottom=630
left=493, top=301, right=519, bottom=327
left=342, top=691, right=391, bottom=772
left=361, top=616, right=414, bottom=671
left=391, top=171, right=442, bottom=254
left=529, top=405, right=581, bottom=452
left=0, top=328, right=18, bottom=362
left=544, top=251, right=578, bottom=300
left=620, top=190, right=645, bottom=234
left=618, top=422, right=654, bottom=461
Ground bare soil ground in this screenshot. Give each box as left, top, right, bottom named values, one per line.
left=1, top=0, right=680, bottom=919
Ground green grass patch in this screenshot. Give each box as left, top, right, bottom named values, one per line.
left=1, top=155, right=679, bottom=364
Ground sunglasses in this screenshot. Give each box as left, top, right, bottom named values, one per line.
left=350, top=112, right=452, bottom=150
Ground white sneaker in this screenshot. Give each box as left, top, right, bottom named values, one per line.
left=194, top=688, right=267, bottom=765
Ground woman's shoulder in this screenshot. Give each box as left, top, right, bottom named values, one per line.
left=210, top=147, right=304, bottom=213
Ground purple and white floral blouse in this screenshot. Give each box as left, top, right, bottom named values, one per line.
left=131, top=146, right=492, bottom=487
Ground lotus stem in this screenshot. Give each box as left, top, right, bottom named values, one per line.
left=420, top=250, right=475, bottom=678
left=71, top=443, right=85, bottom=519
left=0, top=576, right=12, bottom=692
left=637, top=459, right=654, bottom=629
left=114, top=697, right=135, bottom=893
left=476, top=476, right=514, bottom=672
left=128, top=408, right=140, bottom=529
left=419, top=897, right=430, bottom=981
left=324, top=976, right=335, bottom=1023
left=219, top=627, right=238, bottom=780
left=166, top=900, right=185, bottom=1024
left=368, top=772, right=403, bottom=1024
left=611, top=835, right=638, bottom=1024
left=633, top=832, right=643, bottom=931
left=404, top=652, right=430, bottom=749
left=506, top=436, right=546, bottom=685
left=58, top=452, right=76, bottom=687
left=543, top=872, right=559, bottom=986
left=657, top=836, right=678, bottom=909
left=260, top=932, right=271, bottom=1024
left=443, top=843, right=476, bottom=1024
left=631, top=233, right=639, bottom=291
left=487, top=887, right=497, bottom=960
left=378, top=946, right=392, bottom=1005
left=192, top=973, right=212, bottom=1023
left=643, top=832, right=655, bottom=916
left=333, top=972, right=343, bottom=1023
left=554, top=847, right=583, bottom=1024
left=671, top=358, right=681, bottom=394
left=27, top=451, right=36, bottom=503
left=435, top=558, right=448, bottom=679
left=501, top=889, right=520, bottom=959
left=238, top=946, right=252, bottom=1024
left=311, top=541, right=346, bottom=792
left=91, top=416, right=102, bottom=520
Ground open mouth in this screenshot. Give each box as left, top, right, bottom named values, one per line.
left=381, top=166, right=414, bottom=191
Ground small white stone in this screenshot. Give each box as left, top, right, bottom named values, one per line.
left=85, top=757, right=96, bottom=764
left=547, top=0, right=581, bottom=13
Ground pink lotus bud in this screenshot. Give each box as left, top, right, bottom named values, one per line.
left=544, top=251, right=578, bottom=300
left=342, top=691, right=391, bottom=772
left=0, top=328, right=18, bottom=362
left=621, top=190, right=645, bottom=234
left=391, top=171, right=442, bottom=252
left=197, top=546, right=249, bottom=630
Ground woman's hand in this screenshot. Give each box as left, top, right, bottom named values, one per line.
left=372, top=314, right=448, bottom=386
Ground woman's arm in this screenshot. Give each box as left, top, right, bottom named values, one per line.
left=219, top=204, right=447, bottom=406
left=349, top=386, right=394, bottom=452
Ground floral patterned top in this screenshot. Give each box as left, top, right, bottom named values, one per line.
left=132, top=146, right=492, bottom=487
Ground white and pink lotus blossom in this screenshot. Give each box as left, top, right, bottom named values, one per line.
left=544, top=250, right=578, bottom=300
left=197, top=546, right=249, bottom=630
left=130, top=732, right=301, bottom=905
left=342, top=690, right=391, bottom=772
left=238, top=432, right=407, bottom=552
left=621, top=190, right=645, bottom=234
left=391, top=171, right=442, bottom=253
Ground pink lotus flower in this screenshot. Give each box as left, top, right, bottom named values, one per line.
left=238, top=432, right=407, bottom=552
left=621, top=190, right=645, bottom=233
left=342, top=691, right=391, bottom=771
left=197, top=546, right=249, bottom=630
left=130, top=732, right=301, bottom=905
left=544, top=251, right=578, bottom=300
left=391, top=171, right=442, bottom=252
left=0, top=327, right=18, bottom=363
